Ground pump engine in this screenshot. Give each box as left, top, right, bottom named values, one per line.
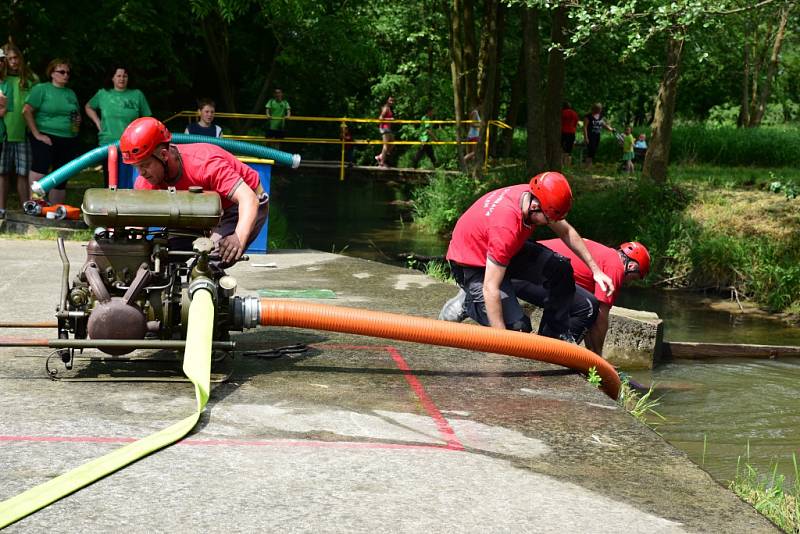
left=54, top=187, right=260, bottom=368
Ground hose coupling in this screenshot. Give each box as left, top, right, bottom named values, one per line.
left=189, top=277, right=217, bottom=301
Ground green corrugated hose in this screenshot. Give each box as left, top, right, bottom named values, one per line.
left=32, top=134, right=301, bottom=195
left=0, top=288, right=215, bottom=529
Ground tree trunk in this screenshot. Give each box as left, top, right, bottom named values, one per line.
left=737, top=28, right=751, bottom=128
left=200, top=17, right=236, bottom=115
left=491, top=4, right=507, bottom=158
left=523, top=8, right=546, bottom=175
left=643, top=32, right=685, bottom=184
left=544, top=5, right=567, bottom=171
left=475, top=0, right=500, bottom=171
left=448, top=0, right=466, bottom=164
left=748, top=4, right=791, bottom=127
left=501, top=43, right=525, bottom=157
left=462, top=0, right=478, bottom=112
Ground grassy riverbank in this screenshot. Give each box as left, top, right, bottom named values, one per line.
left=412, top=163, right=800, bottom=320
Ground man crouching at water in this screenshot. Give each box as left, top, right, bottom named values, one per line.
left=120, top=117, right=268, bottom=264
left=539, top=239, right=651, bottom=355
left=439, top=172, right=614, bottom=342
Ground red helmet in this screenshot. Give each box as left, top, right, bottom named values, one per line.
left=120, top=117, right=172, bottom=165
left=619, top=241, right=651, bottom=278
left=529, top=172, right=573, bottom=222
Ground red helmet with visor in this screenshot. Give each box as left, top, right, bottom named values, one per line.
left=529, top=172, right=573, bottom=222
left=619, top=241, right=651, bottom=278
left=120, top=117, right=172, bottom=165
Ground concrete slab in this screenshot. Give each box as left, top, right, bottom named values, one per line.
left=0, top=239, right=777, bottom=532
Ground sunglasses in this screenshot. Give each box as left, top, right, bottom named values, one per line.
left=54, top=69, right=70, bottom=75
left=528, top=197, right=551, bottom=224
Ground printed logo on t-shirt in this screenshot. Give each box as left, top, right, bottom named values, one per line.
left=483, top=187, right=511, bottom=217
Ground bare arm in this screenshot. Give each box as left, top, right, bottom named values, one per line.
left=584, top=302, right=610, bottom=356
left=0, top=94, right=7, bottom=118
left=217, top=182, right=260, bottom=264
left=84, top=103, right=102, bottom=130
left=482, top=260, right=508, bottom=329
left=548, top=219, right=614, bottom=297
left=23, top=104, right=51, bottom=145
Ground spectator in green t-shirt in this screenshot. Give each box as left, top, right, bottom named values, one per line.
left=264, top=88, right=291, bottom=141
left=411, top=106, right=437, bottom=169
left=0, top=49, right=8, bottom=217
left=23, top=58, right=82, bottom=204
left=85, top=64, right=151, bottom=188
left=0, top=43, right=37, bottom=212
left=621, top=125, right=635, bottom=174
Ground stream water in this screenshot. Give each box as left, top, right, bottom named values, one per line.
left=274, top=174, right=800, bottom=487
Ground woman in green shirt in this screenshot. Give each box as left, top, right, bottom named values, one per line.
left=85, top=64, right=151, bottom=188
left=23, top=58, right=81, bottom=204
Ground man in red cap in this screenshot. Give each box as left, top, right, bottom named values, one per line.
left=439, top=172, right=614, bottom=341
left=119, top=117, right=268, bottom=264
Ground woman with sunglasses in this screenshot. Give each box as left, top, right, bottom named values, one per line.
left=23, top=58, right=81, bottom=204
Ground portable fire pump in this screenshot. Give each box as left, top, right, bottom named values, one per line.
left=51, top=186, right=261, bottom=373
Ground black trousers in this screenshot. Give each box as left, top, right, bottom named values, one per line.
left=450, top=241, right=588, bottom=337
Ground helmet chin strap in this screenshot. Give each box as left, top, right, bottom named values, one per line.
left=155, top=145, right=178, bottom=185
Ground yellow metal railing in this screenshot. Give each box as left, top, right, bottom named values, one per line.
left=163, top=111, right=511, bottom=181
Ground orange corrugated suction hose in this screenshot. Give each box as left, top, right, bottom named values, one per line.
left=259, top=299, right=620, bottom=400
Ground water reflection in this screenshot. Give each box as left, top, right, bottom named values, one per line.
left=619, top=288, right=800, bottom=486
left=273, top=174, right=445, bottom=262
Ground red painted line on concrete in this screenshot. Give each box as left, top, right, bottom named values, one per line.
left=0, top=435, right=135, bottom=444
left=0, top=435, right=453, bottom=451
left=385, top=347, right=464, bottom=451
left=314, top=343, right=464, bottom=451
left=0, top=344, right=464, bottom=452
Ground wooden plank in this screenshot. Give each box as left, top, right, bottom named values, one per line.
left=663, top=341, right=800, bottom=360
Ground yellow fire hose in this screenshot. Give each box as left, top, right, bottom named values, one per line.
left=0, top=288, right=214, bottom=529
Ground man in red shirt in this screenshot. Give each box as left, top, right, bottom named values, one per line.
left=538, top=239, right=651, bottom=355
left=120, top=117, right=269, bottom=264
left=560, top=102, right=579, bottom=167
left=439, top=172, right=614, bottom=342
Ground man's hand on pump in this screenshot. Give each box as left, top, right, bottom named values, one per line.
left=218, top=234, right=245, bottom=264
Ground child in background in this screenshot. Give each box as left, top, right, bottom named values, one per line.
left=185, top=98, right=222, bottom=138
left=634, top=133, right=647, bottom=167
left=621, top=126, right=635, bottom=173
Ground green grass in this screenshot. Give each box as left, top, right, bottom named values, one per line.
left=540, top=124, right=800, bottom=168
left=730, top=447, right=800, bottom=533
left=421, top=259, right=454, bottom=283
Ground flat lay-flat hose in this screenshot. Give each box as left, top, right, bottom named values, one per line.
left=259, top=299, right=620, bottom=400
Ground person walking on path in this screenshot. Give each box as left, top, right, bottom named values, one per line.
left=264, top=88, right=291, bottom=141
left=560, top=101, right=579, bottom=167
left=0, top=44, right=37, bottom=212
left=538, top=239, right=650, bottom=355
left=462, top=104, right=481, bottom=163
left=85, top=64, right=152, bottom=188
left=23, top=58, right=82, bottom=205
left=411, top=106, right=437, bottom=168
left=438, top=171, right=614, bottom=341
left=375, top=96, right=395, bottom=167
left=582, top=103, right=614, bottom=166
left=121, top=117, right=269, bottom=265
